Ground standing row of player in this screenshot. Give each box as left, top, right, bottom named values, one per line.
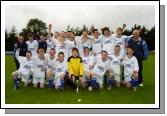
left=12, top=24, right=148, bottom=92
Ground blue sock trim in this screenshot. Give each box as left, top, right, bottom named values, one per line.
left=60, top=80, right=65, bottom=89
left=14, top=78, right=18, bottom=87
left=130, top=79, right=138, bottom=87
left=48, top=79, right=54, bottom=88
left=92, top=78, right=97, bottom=88
left=87, top=79, right=92, bottom=87
left=108, top=79, right=114, bottom=86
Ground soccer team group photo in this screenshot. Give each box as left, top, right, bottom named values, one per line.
left=5, top=4, right=155, bottom=104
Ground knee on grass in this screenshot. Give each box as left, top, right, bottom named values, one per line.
left=125, top=82, right=131, bottom=88
left=115, top=81, right=120, bottom=87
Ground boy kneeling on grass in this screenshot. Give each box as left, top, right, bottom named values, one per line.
left=67, top=47, right=84, bottom=92
left=122, top=46, right=139, bottom=91
left=11, top=50, right=34, bottom=90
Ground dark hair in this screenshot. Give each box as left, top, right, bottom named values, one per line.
left=50, top=48, right=55, bottom=51
left=83, top=47, right=90, bottom=51
left=27, top=32, right=33, bottom=37
left=67, top=31, right=74, bottom=35
left=92, top=29, right=98, bottom=34
left=114, top=45, right=120, bottom=48
left=51, top=33, right=53, bottom=37
left=102, top=27, right=110, bottom=35
left=37, top=47, right=45, bottom=53
left=127, top=45, right=134, bottom=51
left=55, top=31, right=59, bottom=33
left=72, top=47, right=79, bottom=53
left=26, top=50, right=32, bottom=54
left=40, top=33, right=46, bottom=37
left=82, top=30, right=88, bottom=34
left=58, top=52, right=64, bottom=57
left=101, top=50, right=108, bottom=54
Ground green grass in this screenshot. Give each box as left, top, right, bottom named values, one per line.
left=5, top=54, right=155, bottom=104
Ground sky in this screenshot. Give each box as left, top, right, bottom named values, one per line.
left=5, top=5, right=155, bottom=33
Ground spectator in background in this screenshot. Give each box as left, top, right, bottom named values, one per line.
left=26, top=32, right=38, bottom=58
left=14, top=35, right=28, bottom=70
left=38, top=34, right=47, bottom=53
left=127, top=29, right=148, bottom=87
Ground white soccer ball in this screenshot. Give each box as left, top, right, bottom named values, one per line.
left=78, top=99, right=81, bottom=102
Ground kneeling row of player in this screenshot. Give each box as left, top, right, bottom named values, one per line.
left=11, top=46, right=139, bottom=92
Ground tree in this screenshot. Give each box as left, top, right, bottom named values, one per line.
left=88, top=24, right=95, bottom=35
left=81, top=24, right=88, bottom=32
left=5, top=29, right=8, bottom=39
left=20, top=18, right=47, bottom=40
left=5, top=26, right=18, bottom=51
left=19, top=28, right=29, bottom=40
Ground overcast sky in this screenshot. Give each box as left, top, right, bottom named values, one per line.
left=5, top=5, right=155, bottom=33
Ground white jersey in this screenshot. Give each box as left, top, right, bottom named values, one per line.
left=92, top=56, right=111, bottom=76
left=54, top=60, right=67, bottom=75
left=55, top=41, right=71, bottom=59
left=92, top=36, right=103, bottom=55
left=18, top=57, right=34, bottom=76
left=26, top=40, right=38, bottom=57
left=45, top=54, right=57, bottom=71
left=102, top=35, right=114, bottom=55
left=33, top=55, right=47, bottom=78
left=111, top=34, right=132, bottom=57
left=122, top=55, right=139, bottom=77
left=82, top=55, right=95, bottom=72
left=49, top=37, right=58, bottom=52
left=46, top=39, right=54, bottom=54
left=76, top=36, right=92, bottom=57
left=65, top=39, right=76, bottom=56
left=110, top=53, right=123, bottom=75
left=50, top=36, right=71, bottom=59
left=15, top=51, right=34, bottom=75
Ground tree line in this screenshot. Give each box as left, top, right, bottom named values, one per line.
left=5, top=18, right=155, bottom=51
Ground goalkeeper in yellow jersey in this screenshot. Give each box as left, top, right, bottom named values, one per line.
left=67, top=47, right=84, bottom=92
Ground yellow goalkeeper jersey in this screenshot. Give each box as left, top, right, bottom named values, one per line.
left=67, top=56, right=84, bottom=77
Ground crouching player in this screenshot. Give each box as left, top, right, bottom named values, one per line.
left=81, top=47, right=95, bottom=91
left=45, top=48, right=57, bottom=89
left=11, top=50, right=34, bottom=90
left=67, top=47, right=84, bottom=92
left=54, top=52, right=67, bottom=90
left=90, top=51, right=111, bottom=90
left=33, top=48, right=47, bottom=88
left=107, top=45, right=124, bottom=90
left=122, top=46, right=139, bottom=91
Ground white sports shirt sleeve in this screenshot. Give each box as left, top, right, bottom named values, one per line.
left=123, top=55, right=139, bottom=77
left=102, top=35, right=114, bottom=55
left=26, top=40, right=38, bottom=57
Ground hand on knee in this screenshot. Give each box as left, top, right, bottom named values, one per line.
left=133, top=72, right=138, bottom=80
left=60, top=74, right=65, bottom=80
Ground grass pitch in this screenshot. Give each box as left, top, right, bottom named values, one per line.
left=5, top=53, right=155, bottom=104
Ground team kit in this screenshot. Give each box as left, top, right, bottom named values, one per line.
left=11, top=24, right=148, bottom=92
